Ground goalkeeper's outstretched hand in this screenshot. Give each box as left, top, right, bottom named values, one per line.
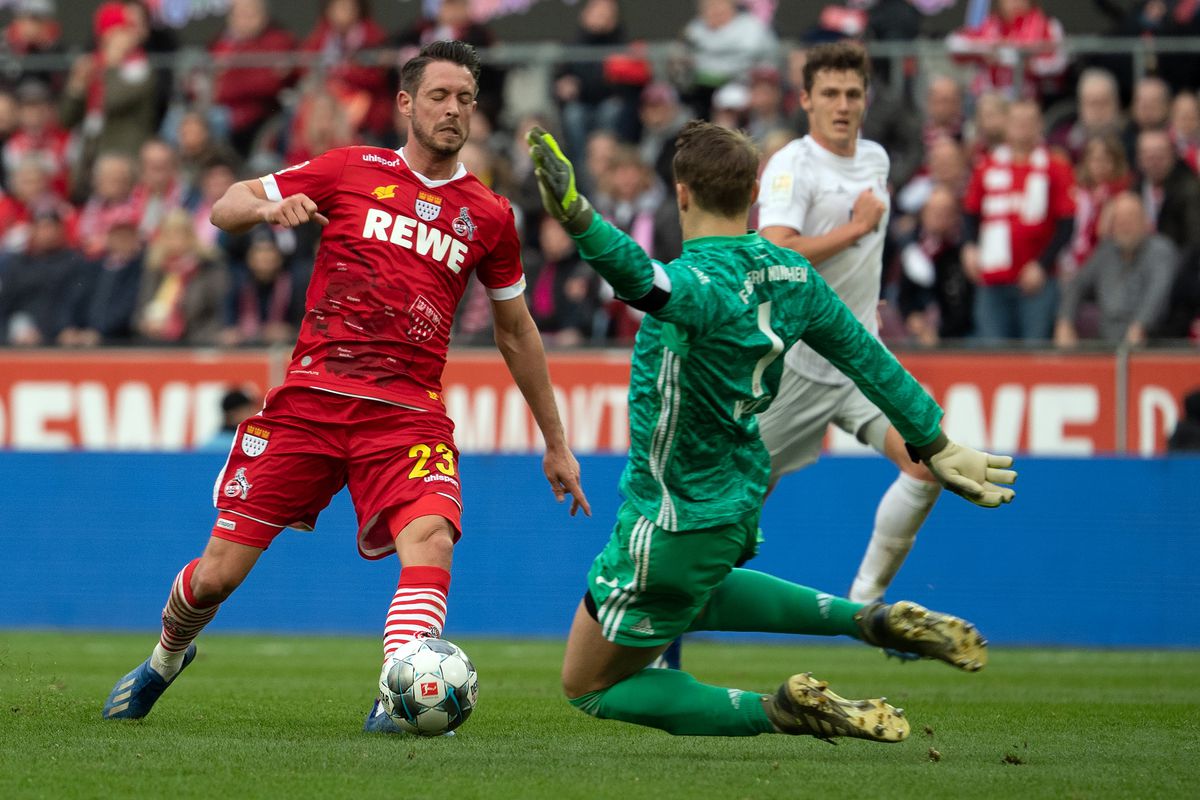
left=911, top=434, right=1017, bottom=508
left=526, top=126, right=594, bottom=235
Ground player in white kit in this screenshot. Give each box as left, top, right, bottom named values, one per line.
left=755, top=42, right=943, bottom=607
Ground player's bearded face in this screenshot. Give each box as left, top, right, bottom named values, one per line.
left=802, top=69, right=867, bottom=155
left=405, top=62, right=477, bottom=157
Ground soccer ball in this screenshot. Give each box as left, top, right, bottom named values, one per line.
left=378, top=638, right=478, bottom=736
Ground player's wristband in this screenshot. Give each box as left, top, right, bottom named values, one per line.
left=906, top=431, right=949, bottom=463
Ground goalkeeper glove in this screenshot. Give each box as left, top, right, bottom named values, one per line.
left=909, top=433, right=1017, bottom=508
left=526, top=126, right=594, bottom=236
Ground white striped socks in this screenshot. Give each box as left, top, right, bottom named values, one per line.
left=150, top=559, right=218, bottom=679
left=383, top=566, right=451, bottom=659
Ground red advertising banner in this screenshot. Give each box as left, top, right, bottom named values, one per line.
left=0, top=350, right=273, bottom=450
left=1, top=348, right=1197, bottom=454
left=1126, top=352, right=1200, bottom=455
left=898, top=352, right=1118, bottom=455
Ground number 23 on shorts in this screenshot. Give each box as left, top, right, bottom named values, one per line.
left=407, top=443, right=456, bottom=479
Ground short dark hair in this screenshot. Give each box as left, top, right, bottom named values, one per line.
left=802, top=41, right=870, bottom=94
left=672, top=120, right=760, bottom=218
left=401, top=40, right=481, bottom=95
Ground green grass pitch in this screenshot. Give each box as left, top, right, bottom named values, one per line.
left=2, top=632, right=1197, bottom=799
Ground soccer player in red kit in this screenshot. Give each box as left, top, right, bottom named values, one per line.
left=102, top=41, right=591, bottom=732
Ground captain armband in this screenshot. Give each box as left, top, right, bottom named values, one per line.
left=622, top=262, right=672, bottom=313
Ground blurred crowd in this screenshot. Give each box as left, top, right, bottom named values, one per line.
left=2, top=0, right=1200, bottom=349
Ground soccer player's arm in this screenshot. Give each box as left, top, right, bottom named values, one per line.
left=210, top=149, right=345, bottom=234
left=757, top=149, right=874, bottom=267
left=484, top=206, right=591, bottom=518
left=798, top=272, right=1017, bottom=507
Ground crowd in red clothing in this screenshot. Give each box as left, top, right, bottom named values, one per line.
left=2, top=0, right=1200, bottom=349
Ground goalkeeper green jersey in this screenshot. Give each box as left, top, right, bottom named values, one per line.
left=571, top=215, right=943, bottom=531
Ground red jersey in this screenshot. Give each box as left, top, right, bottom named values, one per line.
left=261, top=146, right=525, bottom=412
left=963, top=145, right=1075, bottom=286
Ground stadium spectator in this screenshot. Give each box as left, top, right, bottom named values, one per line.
left=1123, top=76, right=1172, bottom=161
left=745, top=67, right=787, bottom=145
left=209, top=0, right=297, bottom=155
left=134, top=208, right=227, bottom=345
left=0, top=157, right=76, bottom=255
left=175, top=111, right=241, bottom=199
left=2, top=80, right=70, bottom=199
left=922, top=75, right=965, bottom=149
left=1167, top=390, right=1200, bottom=451
left=681, top=0, right=778, bottom=119
left=946, top=0, right=1068, bottom=101
left=198, top=388, right=260, bottom=451
left=1135, top=128, right=1200, bottom=251
left=710, top=81, right=750, bottom=131
left=121, top=0, right=178, bottom=130
left=219, top=226, right=303, bottom=347
left=284, top=88, right=355, bottom=167
left=300, top=0, right=390, bottom=139
left=552, top=0, right=643, bottom=161
left=1055, top=192, right=1178, bottom=346
left=898, top=184, right=973, bottom=345
left=0, top=89, right=16, bottom=180
left=1170, top=90, right=1200, bottom=172
left=189, top=158, right=239, bottom=251
left=1067, top=134, right=1131, bottom=277
left=966, top=92, right=1008, bottom=163
left=132, top=138, right=184, bottom=240
left=1051, top=67, right=1123, bottom=161
left=1, top=0, right=65, bottom=91
left=59, top=2, right=156, bottom=196
left=582, top=128, right=618, bottom=204
left=76, top=152, right=139, bottom=259
left=638, top=82, right=688, bottom=194
left=962, top=99, right=1075, bottom=342
left=1158, top=244, right=1200, bottom=339
left=523, top=214, right=603, bottom=346
left=393, top=0, right=504, bottom=126
left=894, top=135, right=968, bottom=223
left=0, top=206, right=82, bottom=345
left=58, top=213, right=144, bottom=346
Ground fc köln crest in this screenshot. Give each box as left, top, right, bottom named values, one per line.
left=452, top=207, right=477, bottom=240
left=406, top=295, right=443, bottom=343
left=415, top=190, right=443, bottom=221
left=240, top=423, right=271, bottom=457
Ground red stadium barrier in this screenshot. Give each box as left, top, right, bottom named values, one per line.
left=0, top=348, right=1196, bottom=454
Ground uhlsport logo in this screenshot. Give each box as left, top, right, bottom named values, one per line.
left=415, top=190, right=443, bottom=221
left=362, top=152, right=401, bottom=167
left=241, top=423, right=271, bottom=457
left=452, top=207, right=477, bottom=241
left=372, top=184, right=398, bottom=200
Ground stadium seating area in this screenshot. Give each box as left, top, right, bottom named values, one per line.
left=2, top=0, right=1200, bottom=349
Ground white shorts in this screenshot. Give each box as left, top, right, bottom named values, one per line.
left=758, top=366, right=890, bottom=483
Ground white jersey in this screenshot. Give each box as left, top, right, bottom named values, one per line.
left=757, top=135, right=890, bottom=385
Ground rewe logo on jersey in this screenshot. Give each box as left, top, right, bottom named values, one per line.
left=361, top=208, right=469, bottom=272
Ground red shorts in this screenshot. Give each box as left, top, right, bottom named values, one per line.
left=211, top=386, right=463, bottom=560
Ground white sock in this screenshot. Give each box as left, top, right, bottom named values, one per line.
left=849, top=472, right=941, bottom=603
left=150, top=643, right=187, bottom=680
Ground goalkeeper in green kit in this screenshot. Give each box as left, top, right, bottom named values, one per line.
left=529, top=121, right=1017, bottom=743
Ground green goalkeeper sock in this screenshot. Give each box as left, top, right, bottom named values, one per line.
left=686, top=568, right=866, bottom=638
left=569, top=668, right=776, bottom=736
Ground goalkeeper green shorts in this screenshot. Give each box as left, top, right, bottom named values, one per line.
left=584, top=501, right=761, bottom=647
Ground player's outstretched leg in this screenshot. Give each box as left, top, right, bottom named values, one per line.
left=854, top=601, right=988, bottom=672
left=764, top=672, right=909, bottom=743
left=849, top=472, right=941, bottom=604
